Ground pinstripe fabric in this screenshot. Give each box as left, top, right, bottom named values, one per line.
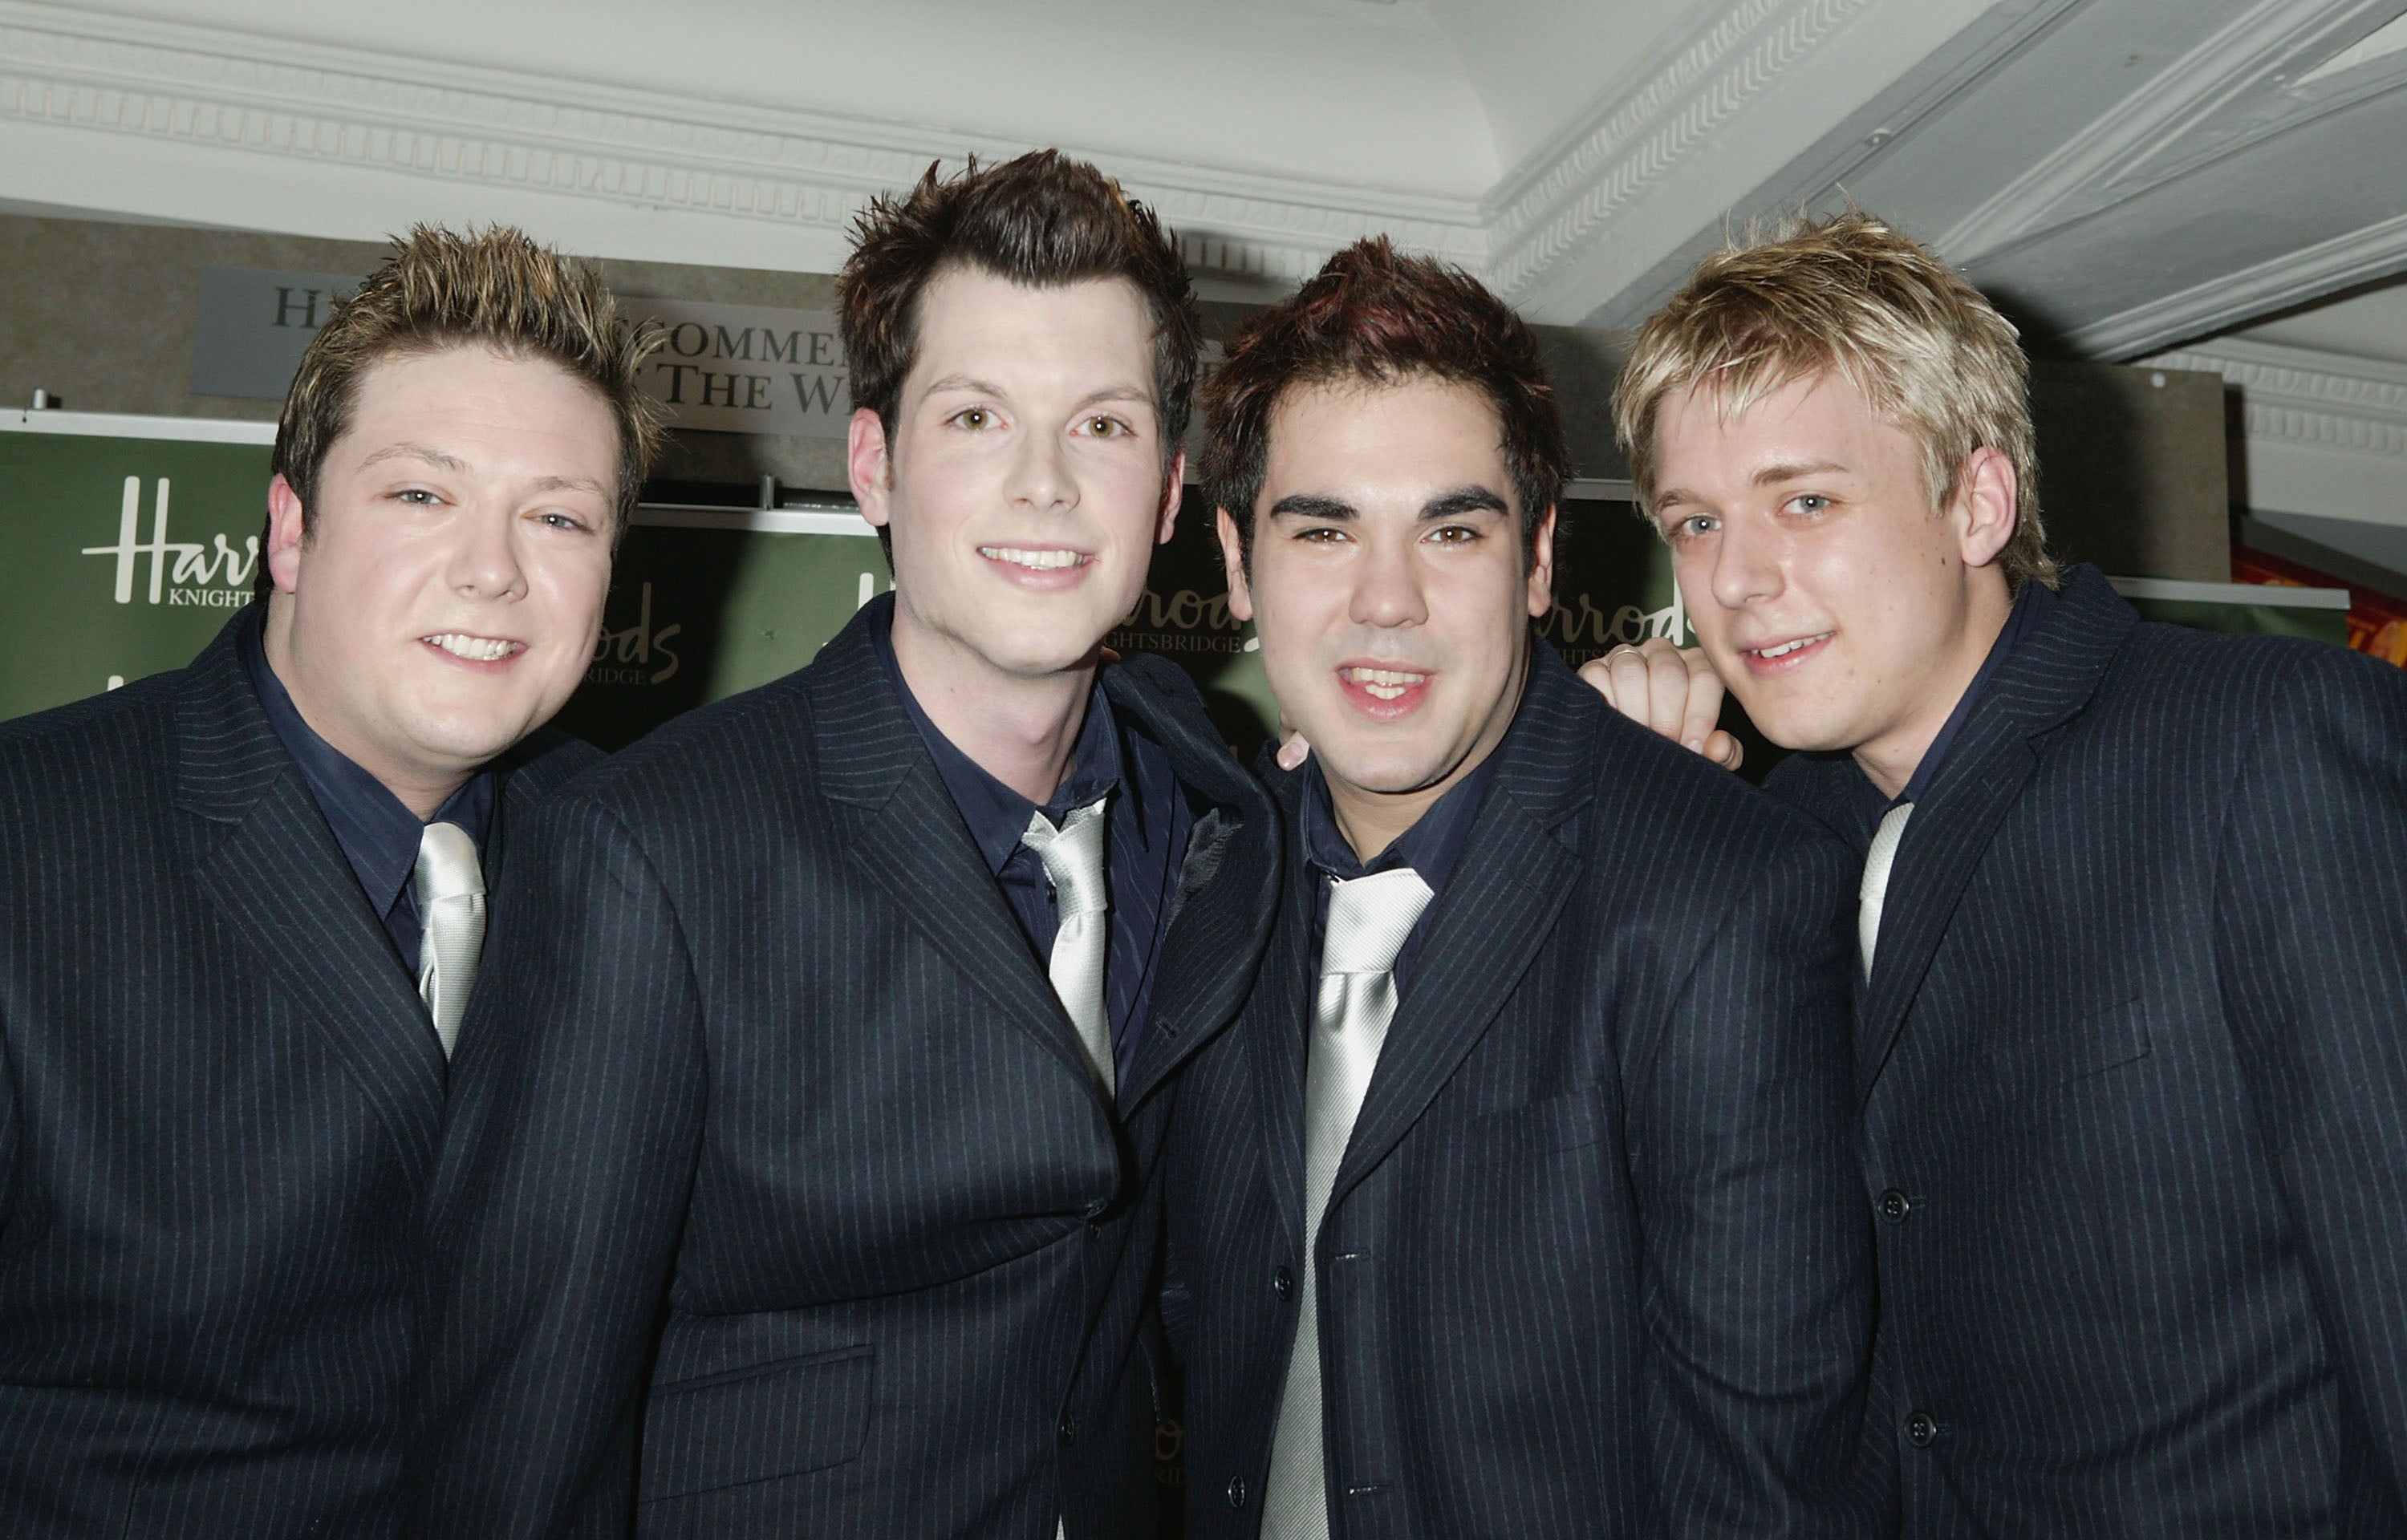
left=407, top=596, right=1280, bottom=1539
left=1768, top=565, right=2407, bottom=1537
left=0, top=606, right=595, bottom=1539
left=1163, top=646, right=1882, bottom=1540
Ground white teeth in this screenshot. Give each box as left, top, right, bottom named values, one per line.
left=981, top=545, right=1084, bottom=571
left=1751, top=632, right=1832, bottom=659
left=1344, top=666, right=1427, bottom=701
left=425, top=633, right=516, bottom=662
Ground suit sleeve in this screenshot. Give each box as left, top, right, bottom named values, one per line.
left=406, top=792, right=710, bottom=1538
left=2217, top=647, right=2407, bottom=1497
left=1625, top=827, right=1882, bottom=1538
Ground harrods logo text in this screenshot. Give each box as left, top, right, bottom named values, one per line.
left=82, top=476, right=258, bottom=609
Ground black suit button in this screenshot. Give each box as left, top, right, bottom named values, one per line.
left=1081, top=1198, right=1108, bottom=1221
left=1273, top=1266, right=1294, bottom=1300
left=1878, top=1189, right=1911, bottom=1223
left=1227, top=1475, right=1248, bottom=1509
left=1058, top=1412, right=1078, bottom=1446
left=1906, top=1412, right=1938, bottom=1448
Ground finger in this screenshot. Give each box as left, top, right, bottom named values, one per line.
left=1644, top=644, right=1696, bottom=744
left=1704, top=728, right=1743, bottom=771
left=1277, top=729, right=1310, bottom=772
left=1606, top=646, right=1655, bottom=726
left=1674, top=649, right=1727, bottom=753
left=1576, top=654, right=1624, bottom=711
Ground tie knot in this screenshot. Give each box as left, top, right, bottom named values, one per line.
left=416, top=820, right=484, bottom=906
left=1320, top=867, right=1434, bottom=978
left=1023, top=797, right=1110, bottom=919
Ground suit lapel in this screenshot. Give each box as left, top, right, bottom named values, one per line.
left=1246, top=849, right=1317, bottom=1248
left=1325, top=650, right=1591, bottom=1212
left=1110, top=657, right=1282, bottom=1113
left=811, top=601, right=1102, bottom=1096
left=175, top=612, right=447, bottom=1179
left=1853, top=567, right=2140, bottom=1104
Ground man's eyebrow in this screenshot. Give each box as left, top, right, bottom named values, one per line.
left=1267, top=493, right=1355, bottom=521
left=1420, top=486, right=1510, bottom=520
left=1070, top=383, right=1155, bottom=413
left=526, top=473, right=610, bottom=498
left=357, top=443, right=471, bottom=475
left=1753, top=459, right=1849, bottom=485
left=918, top=374, right=1008, bottom=399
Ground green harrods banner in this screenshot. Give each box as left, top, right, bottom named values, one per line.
left=0, top=416, right=2352, bottom=767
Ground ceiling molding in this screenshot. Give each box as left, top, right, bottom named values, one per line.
left=2068, top=205, right=2407, bottom=359
left=0, top=2, right=1488, bottom=282
left=1481, top=0, right=1877, bottom=306
left=2148, top=335, right=2407, bottom=459
left=1937, top=0, right=2395, bottom=264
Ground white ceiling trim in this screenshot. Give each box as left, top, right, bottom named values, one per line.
left=2071, top=205, right=2407, bottom=359
left=0, top=2, right=1489, bottom=282
left=2148, top=335, right=2407, bottom=459
left=1936, top=0, right=2397, bottom=264
left=1482, top=0, right=1876, bottom=305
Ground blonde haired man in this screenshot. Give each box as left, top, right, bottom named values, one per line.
left=1608, top=211, right=2407, bottom=1534
left=0, top=225, right=656, bottom=1536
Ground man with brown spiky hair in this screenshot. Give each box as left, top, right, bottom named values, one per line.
left=410, top=152, right=1278, bottom=1539
left=0, top=225, right=656, bottom=1536
left=1163, top=237, right=1877, bottom=1540
left=1615, top=212, right=2407, bottom=1534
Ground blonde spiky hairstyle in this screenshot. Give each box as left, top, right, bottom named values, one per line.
left=265, top=225, right=664, bottom=595
left=1613, top=211, right=2056, bottom=590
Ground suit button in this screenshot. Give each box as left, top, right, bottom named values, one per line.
left=1906, top=1412, right=1938, bottom=1447
left=1273, top=1266, right=1294, bottom=1301
left=1058, top=1412, right=1078, bottom=1446
left=1081, top=1198, right=1108, bottom=1220
left=1227, top=1474, right=1248, bottom=1509
left=1878, top=1189, right=1911, bottom=1223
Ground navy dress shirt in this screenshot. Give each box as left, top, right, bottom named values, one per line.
left=1849, top=576, right=2060, bottom=843
left=1297, top=717, right=1501, bottom=995
left=238, top=614, right=494, bottom=976
left=872, top=610, right=1191, bottom=1088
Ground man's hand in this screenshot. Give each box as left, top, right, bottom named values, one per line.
left=1578, top=638, right=1742, bottom=770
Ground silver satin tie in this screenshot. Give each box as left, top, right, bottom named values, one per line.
left=413, top=820, right=486, bottom=1059
left=1263, top=866, right=1435, bottom=1540
left=1022, top=797, right=1114, bottom=1096
left=1859, top=801, right=1914, bottom=979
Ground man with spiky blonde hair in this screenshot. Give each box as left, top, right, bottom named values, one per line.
left=0, top=224, right=655, bottom=1537
left=1607, top=210, right=2407, bottom=1534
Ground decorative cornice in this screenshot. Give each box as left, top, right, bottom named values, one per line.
left=0, top=2, right=1487, bottom=282
left=2070, top=205, right=2407, bottom=359
left=1936, top=0, right=2392, bottom=264
left=1481, top=0, right=1874, bottom=304
left=2146, top=336, right=2407, bottom=459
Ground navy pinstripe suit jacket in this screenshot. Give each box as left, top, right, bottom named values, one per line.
left=1161, top=645, right=1883, bottom=1540
left=1768, top=566, right=2407, bottom=1537
left=0, top=606, right=596, bottom=1538
left=407, top=596, right=1280, bottom=1538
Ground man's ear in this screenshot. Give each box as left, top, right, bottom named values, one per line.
left=1952, top=447, right=2018, bottom=570
left=1157, top=450, right=1187, bottom=545
left=1216, top=507, right=1254, bottom=623
left=847, top=407, right=894, bottom=529
left=1526, top=504, right=1558, bottom=618
left=265, top=474, right=308, bottom=596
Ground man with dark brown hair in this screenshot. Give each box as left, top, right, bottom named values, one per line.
left=410, top=151, right=1277, bottom=1539
left=1163, top=237, right=1878, bottom=1538
left=0, top=225, right=653, bottom=1537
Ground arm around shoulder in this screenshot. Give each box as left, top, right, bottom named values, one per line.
left=408, top=790, right=711, bottom=1538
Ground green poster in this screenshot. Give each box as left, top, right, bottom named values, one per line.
left=0, top=415, right=276, bottom=720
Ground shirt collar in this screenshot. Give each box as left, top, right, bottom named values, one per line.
left=238, top=612, right=494, bottom=920
left=870, top=601, right=1131, bottom=877
left=1299, top=743, right=1500, bottom=898
left=1866, top=576, right=2060, bottom=814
